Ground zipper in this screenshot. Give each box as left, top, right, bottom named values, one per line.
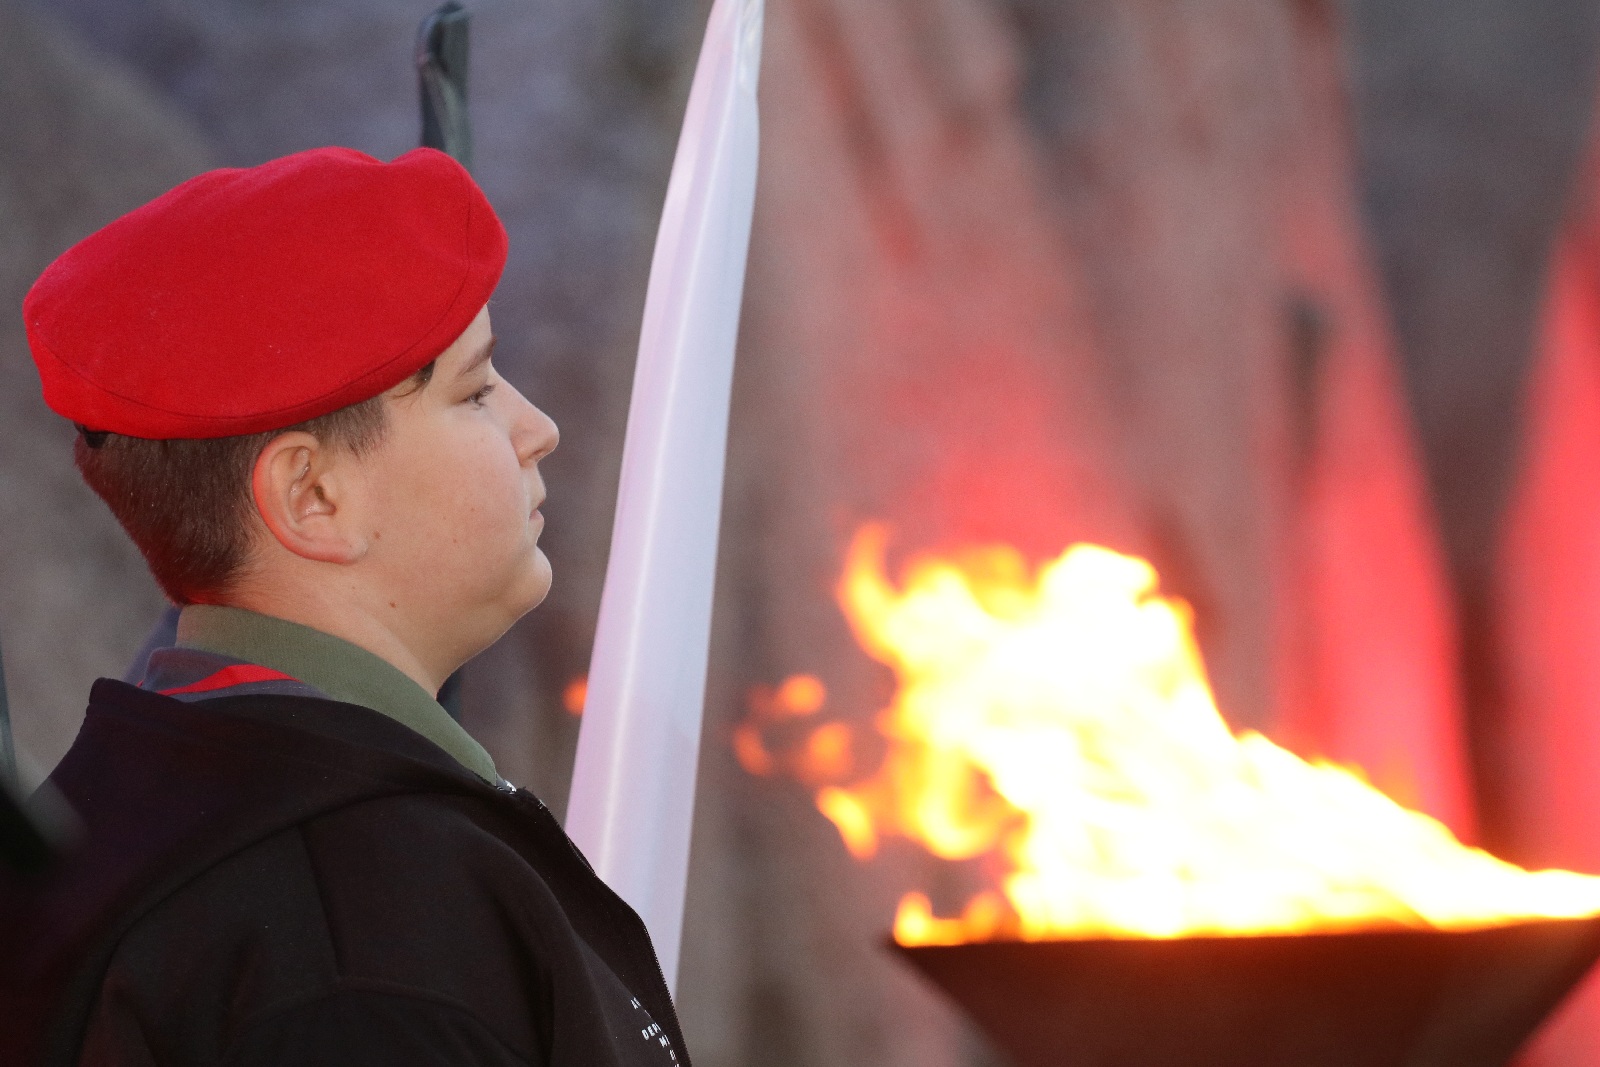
left=500, top=785, right=690, bottom=1064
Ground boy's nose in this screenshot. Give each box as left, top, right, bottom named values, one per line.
left=515, top=399, right=559, bottom=467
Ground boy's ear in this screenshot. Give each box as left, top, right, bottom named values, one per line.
left=251, top=431, right=367, bottom=565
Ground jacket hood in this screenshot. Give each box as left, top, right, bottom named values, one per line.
left=0, top=678, right=498, bottom=1063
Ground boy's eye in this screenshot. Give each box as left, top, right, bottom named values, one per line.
left=468, top=383, right=496, bottom=407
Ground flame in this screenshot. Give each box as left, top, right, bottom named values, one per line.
left=562, top=677, right=588, bottom=716
left=796, top=722, right=854, bottom=784
left=733, top=674, right=835, bottom=780
left=733, top=723, right=777, bottom=776
left=749, top=674, right=828, bottom=718
left=774, top=675, right=828, bottom=716
left=807, top=525, right=1600, bottom=944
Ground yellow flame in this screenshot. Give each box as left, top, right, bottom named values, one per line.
left=821, top=525, right=1600, bottom=943
left=894, top=891, right=1013, bottom=946
left=817, top=787, right=879, bottom=860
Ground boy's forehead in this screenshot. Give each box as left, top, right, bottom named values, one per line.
left=442, top=307, right=494, bottom=361
left=25, top=146, right=507, bottom=441
left=450, top=319, right=497, bottom=375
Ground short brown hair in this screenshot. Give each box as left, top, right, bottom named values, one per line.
left=75, top=365, right=432, bottom=604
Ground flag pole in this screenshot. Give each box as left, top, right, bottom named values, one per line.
left=564, top=0, right=765, bottom=991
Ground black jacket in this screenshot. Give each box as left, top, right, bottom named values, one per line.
left=0, top=679, right=689, bottom=1067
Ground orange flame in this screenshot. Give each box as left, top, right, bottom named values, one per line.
left=806, top=525, right=1600, bottom=945
left=777, top=675, right=827, bottom=716
left=732, top=723, right=777, bottom=776
left=562, top=677, right=588, bottom=716
left=734, top=674, right=835, bottom=781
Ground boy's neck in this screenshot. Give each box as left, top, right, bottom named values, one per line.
left=172, top=604, right=500, bottom=783
left=218, top=586, right=452, bottom=697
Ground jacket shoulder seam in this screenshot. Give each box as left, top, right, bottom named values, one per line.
left=295, top=821, right=346, bottom=976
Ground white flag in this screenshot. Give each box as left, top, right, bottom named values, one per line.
left=564, top=0, right=765, bottom=992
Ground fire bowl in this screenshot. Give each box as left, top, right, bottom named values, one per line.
left=895, top=917, right=1600, bottom=1067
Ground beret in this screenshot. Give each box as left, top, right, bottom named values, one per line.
left=24, top=146, right=507, bottom=439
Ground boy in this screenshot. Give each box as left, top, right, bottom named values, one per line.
left=1, top=147, right=686, bottom=1067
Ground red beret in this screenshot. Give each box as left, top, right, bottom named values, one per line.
left=24, top=146, right=507, bottom=439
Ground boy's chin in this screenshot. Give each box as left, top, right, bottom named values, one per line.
left=455, top=553, right=552, bottom=660
left=508, top=548, right=553, bottom=616
left=526, top=550, right=553, bottom=609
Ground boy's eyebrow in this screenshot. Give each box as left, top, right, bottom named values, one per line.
left=456, top=335, right=497, bottom=377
